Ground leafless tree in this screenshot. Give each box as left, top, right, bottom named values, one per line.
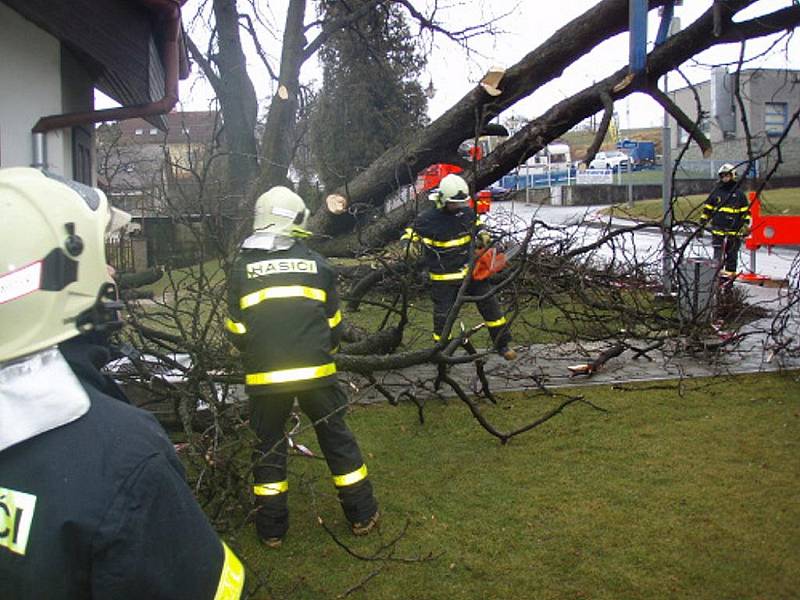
left=102, top=2, right=800, bottom=594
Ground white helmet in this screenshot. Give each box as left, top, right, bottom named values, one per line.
left=718, top=163, right=737, bottom=178
left=438, top=174, right=470, bottom=204
left=0, top=168, right=129, bottom=364
left=253, top=186, right=310, bottom=237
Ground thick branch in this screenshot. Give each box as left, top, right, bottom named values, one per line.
left=584, top=92, right=615, bottom=166
left=646, top=85, right=712, bottom=157
left=308, top=0, right=669, bottom=237
left=308, top=1, right=800, bottom=250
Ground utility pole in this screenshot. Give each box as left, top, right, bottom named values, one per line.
left=660, top=10, right=680, bottom=294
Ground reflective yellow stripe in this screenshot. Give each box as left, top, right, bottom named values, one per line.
left=485, top=316, right=508, bottom=328
left=226, top=318, right=247, bottom=334
left=214, top=542, right=245, bottom=600
left=253, top=481, right=289, bottom=496
left=421, top=234, right=471, bottom=248
left=429, top=267, right=468, bottom=281
left=332, top=464, right=368, bottom=488
left=401, top=227, right=420, bottom=241
left=246, top=363, right=337, bottom=386
left=716, top=205, right=750, bottom=213
left=432, top=333, right=441, bottom=341
left=328, top=310, right=342, bottom=328
left=240, top=285, right=326, bottom=310
left=710, top=229, right=743, bottom=236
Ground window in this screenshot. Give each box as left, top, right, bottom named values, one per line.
left=150, top=128, right=158, bottom=135
left=765, top=102, right=788, bottom=136
left=134, top=128, right=144, bottom=135
left=72, top=126, right=92, bottom=185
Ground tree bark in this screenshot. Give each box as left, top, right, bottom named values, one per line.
left=209, top=0, right=260, bottom=201
left=254, top=0, right=308, bottom=193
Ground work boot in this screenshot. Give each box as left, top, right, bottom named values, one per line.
left=499, top=346, right=517, bottom=361
left=259, top=536, right=284, bottom=549
left=351, top=511, right=380, bottom=536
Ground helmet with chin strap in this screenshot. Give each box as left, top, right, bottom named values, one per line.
left=718, top=163, right=737, bottom=179
left=429, top=173, right=471, bottom=209
left=0, top=167, right=129, bottom=364
left=253, top=186, right=310, bottom=237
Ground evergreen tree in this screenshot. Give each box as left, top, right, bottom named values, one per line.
left=311, top=1, right=428, bottom=192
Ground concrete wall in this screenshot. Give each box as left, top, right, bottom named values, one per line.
left=0, top=3, right=94, bottom=179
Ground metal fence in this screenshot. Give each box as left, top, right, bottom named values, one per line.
left=105, top=237, right=135, bottom=272
left=498, top=159, right=760, bottom=190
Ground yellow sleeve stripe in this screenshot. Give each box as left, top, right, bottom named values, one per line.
left=328, top=310, right=342, bottom=328
left=213, top=542, right=245, bottom=600
left=225, top=318, right=247, bottom=334
left=401, top=227, right=420, bottom=241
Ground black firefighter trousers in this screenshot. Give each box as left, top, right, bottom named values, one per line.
left=431, top=279, right=511, bottom=349
left=712, top=234, right=742, bottom=273
left=249, top=384, right=378, bottom=540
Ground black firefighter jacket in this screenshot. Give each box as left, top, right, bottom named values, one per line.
left=0, top=338, right=244, bottom=599
left=701, top=181, right=751, bottom=237
left=403, top=205, right=484, bottom=282
left=226, top=241, right=342, bottom=396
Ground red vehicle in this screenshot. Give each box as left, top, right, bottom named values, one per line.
left=417, top=163, right=494, bottom=214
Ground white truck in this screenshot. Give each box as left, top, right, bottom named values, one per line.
left=588, top=150, right=629, bottom=171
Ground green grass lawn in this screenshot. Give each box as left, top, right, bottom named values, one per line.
left=222, top=372, right=800, bottom=600
left=604, top=187, right=800, bottom=222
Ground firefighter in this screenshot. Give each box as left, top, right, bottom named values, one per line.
left=226, top=186, right=379, bottom=547
left=0, top=167, right=244, bottom=599
left=403, top=173, right=516, bottom=360
left=701, top=163, right=751, bottom=274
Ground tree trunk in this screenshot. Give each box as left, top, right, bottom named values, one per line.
left=255, top=0, right=307, bottom=193
left=211, top=0, right=259, bottom=202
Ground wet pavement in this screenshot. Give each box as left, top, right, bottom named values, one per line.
left=344, top=282, right=800, bottom=405
left=343, top=204, right=800, bottom=403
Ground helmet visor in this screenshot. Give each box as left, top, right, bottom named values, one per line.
left=446, top=190, right=470, bottom=203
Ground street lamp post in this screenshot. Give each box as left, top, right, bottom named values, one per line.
left=662, top=72, right=673, bottom=293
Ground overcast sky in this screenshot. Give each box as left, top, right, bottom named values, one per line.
left=152, top=1, right=799, bottom=130
left=421, top=0, right=800, bottom=127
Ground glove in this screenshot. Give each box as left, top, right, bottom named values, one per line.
left=476, top=231, right=492, bottom=249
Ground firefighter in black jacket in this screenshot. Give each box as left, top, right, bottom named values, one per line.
left=701, top=163, right=751, bottom=274
left=226, top=186, right=379, bottom=547
left=403, top=174, right=516, bottom=360
left=0, top=168, right=244, bottom=599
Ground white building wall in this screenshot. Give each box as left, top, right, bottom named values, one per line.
left=0, top=3, right=94, bottom=179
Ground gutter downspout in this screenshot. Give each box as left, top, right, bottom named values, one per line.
left=30, top=0, right=182, bottom=165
